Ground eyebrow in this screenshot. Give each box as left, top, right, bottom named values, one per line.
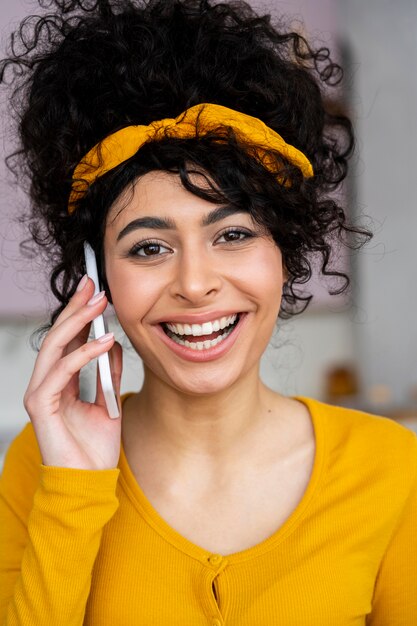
left=116, top=205, right=248, bottom=241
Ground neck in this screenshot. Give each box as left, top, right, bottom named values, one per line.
left=124, top=365, right=285, bottom=462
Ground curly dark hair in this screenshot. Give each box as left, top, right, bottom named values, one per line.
left=0, top=0, right=371, bottom=328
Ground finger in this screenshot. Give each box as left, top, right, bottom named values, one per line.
left=26, top=294, right=109, bottom=394
left=49, top=278, right=95, bottom=361
left=53, top=275, right=96, bottom=329
left=110, top=342, right=123, bottom=399
left=24, top=333, right=116, bottom=424
left=64, top=320, right=92, bottom=358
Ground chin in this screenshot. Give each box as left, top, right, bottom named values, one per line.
left=148, top=361, right=248, bottom=398
left=174, top=379, right=234, bottom=397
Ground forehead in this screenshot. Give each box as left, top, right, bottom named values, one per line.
left=107, top=169, right=218, bottom=227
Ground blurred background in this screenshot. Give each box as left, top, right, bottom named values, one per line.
left=1, top=0, right=417, bottom=467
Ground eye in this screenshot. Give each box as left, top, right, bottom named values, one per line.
left=216, top=227, right=255, bottom=244
left=129, top=239, right=171, bottom=257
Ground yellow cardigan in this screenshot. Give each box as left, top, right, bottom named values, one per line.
left=0, top=396, right=416, bottom=625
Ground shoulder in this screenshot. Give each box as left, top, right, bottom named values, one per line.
left=298, top=396, right=417, bottom=508
left=299, top=396, right=417, bottom=459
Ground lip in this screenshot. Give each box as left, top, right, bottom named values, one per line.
left=153, top=312, right=249, bottom=362
left=153, top=310, right=245, bottom=325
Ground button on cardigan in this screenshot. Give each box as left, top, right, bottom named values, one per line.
left=0, top=396, right=416, bottom=625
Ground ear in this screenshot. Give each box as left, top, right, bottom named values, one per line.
left=282, top=260, right=289, bottom=283
left=102, top=277, right=113, bottom=305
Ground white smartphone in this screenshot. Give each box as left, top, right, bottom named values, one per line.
left=83, top=242, right=120, bottom=419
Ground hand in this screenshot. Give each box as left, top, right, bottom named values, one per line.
left=23, top=276, right=123, bottom=470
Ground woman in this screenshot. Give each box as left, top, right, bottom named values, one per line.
left=0, top=1, right=416, bottom=624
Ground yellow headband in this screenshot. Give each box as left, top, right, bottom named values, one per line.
left=68, top=102, right=313, bottom=213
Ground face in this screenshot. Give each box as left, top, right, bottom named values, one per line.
left=104, top=170, right=285, bottom=395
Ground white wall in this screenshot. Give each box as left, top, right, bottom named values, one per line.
left=337, top=0, right=417, bottom=406
left=0, top=310, right=356, bottom=440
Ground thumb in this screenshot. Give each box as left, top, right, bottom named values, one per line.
left=109, top=341, right=123, bottom=401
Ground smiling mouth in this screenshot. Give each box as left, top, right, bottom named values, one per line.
left=161, top=313, right=242, bottom=351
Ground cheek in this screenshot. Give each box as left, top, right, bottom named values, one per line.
left=232, top=245, right=284, bottom=302
left=105, top=263, right=162, bottom=323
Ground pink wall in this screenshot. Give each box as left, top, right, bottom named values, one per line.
left=0, top=0, right=340, bottom=316
left=0, top=0, right=50, bottom=315
left=253, top=0, right=338, bottom=38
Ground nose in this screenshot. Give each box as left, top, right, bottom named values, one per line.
left=169, top=246, right=223, bottom=304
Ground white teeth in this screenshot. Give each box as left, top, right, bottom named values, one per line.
left=201, top=322, right=213, bottom=335
left=166, top=314, right=238, bottom=337
left=219, top=316, right=229, bottom=330
left=167, top=323, right=236, bottom=350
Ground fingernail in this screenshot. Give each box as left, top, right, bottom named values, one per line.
left=76, top=274, right=88, bottom=292
left=87, top=291, right=106, bottom=306
left=98, top=332, right=114, bottom=343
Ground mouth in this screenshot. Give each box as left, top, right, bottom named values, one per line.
left=161, top=313, right=242, bottom=351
